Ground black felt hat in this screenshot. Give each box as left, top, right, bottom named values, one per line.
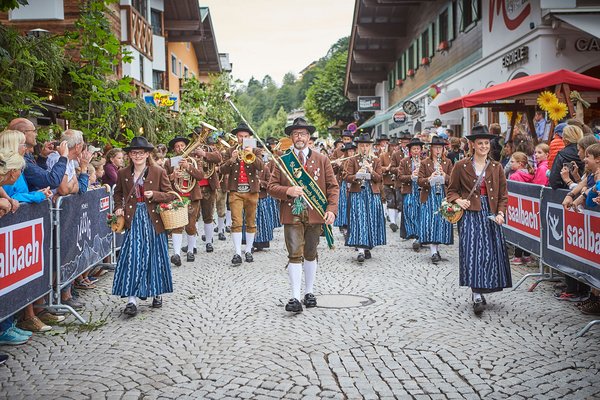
left=376, top=134, right=389, bottom=142
left=398, top=131, right=412, bottom=140
left=406, top=137, right=425, bottom=148
left=341, top=129, right=354, bottom=138
left=429, top=135, right=448, bottom=146
left=341, top=142, right=357, bottom=151
left=466, top=125, right=496, bottom=141
left=285, top=117, right=316, bottom=135
left=124, top=136, right=154, bottom=152
left=231, top=122, right=254, bottom=136
left=354, top=133, right=374, bottom=144
left=168, top=135, right=190, bottom=150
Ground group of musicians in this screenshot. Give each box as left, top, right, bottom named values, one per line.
left=114, top=119, right=510, bottom=316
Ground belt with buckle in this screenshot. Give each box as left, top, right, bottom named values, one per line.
left=237, top=183, right=250, bottom=193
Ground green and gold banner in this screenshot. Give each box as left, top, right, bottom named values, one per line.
left=279, top=150, right=335, bottom=249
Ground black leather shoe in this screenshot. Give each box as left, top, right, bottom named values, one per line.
left=152, top=296, right=162, bottom=308
left=225, top=226, right=231, bottom=233
left=364, top=249, right=372, bottom=259
left=170, top=254, right=182, bottom=267
left=214, top=226, right=218, bottom=233
left=218, top=232, right=226, bottom=241
left=412, top=240, right=420, bottom=252
left=357, top=253, right=365, bottom=263
left=303, top=293, right=317, bottom=308
left=186, top=252, right=195, bottom=262
left=390, top=223, right=398, bottom=232
left=182, top=245, right=187, bottom=253
left=245, top=252, right=254, bottom=262
left=473, top=298, right=484, bottom=316
left=285, top=298, right=303, bottom=313
left=206, top=243, right=214, bottom=253
left=481, top=295, right=487, bottom=305
left=231, top=254, right=242, bottom=266
left=124, top=303, right=137, bottom=316
left=201, top=235, right=206, bottom=242
left=431, top=252, right=442, bottom=264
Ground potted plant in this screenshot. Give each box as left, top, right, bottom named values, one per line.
left=420, top=57, right=430, bottom=66
left=407, top=69, right=415, bottom=77
left=437, top=41, right=449, bottom=52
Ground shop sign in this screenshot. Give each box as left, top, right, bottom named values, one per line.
left=144, top=90, right=177, bottom=108
left=357, top=96, right=382, bottom=111
left=392, top=111, right=407, bottom=123
left=402, top=100, right=419, bottom=116
left=502, top=45, right=529, bottom=68
left=575, top=37, right=600, bottom=52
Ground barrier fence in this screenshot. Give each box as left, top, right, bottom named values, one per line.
left=0, top=183, right=598, bottom=334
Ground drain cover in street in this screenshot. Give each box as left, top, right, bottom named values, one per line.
left=317, top=294, right=375, bottom=309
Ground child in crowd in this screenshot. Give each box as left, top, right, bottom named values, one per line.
left=532, top=143, right=550, bottom=186
left=508, top=151, right=535, bottom=265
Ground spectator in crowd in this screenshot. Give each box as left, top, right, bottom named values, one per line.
left=567, top=118, right=593, bottom=136
left=91, top=160, right=105, bottom=184
left=534, top=111, right=549, bottom=141
left=547, top=123, right=566, bottom=170
left=488, top=123, right=503, bottom=162
left=47, top=129, right=91, bottom=195
left=562, top=135, right=599, bottom=209
left=500, top=140, right=513, bottom=168
left=103, top=147, right=124, bottom=186
left=548, top=125, right=584, bottom=189
left=505, top=134, right=533, bottom=179
left=507, top=151, right=535, bottom=265
left=446, top=137, right=464, bottom=165
left=8, top=118, right=69, bottom=192
left=532, top=143, right=550, bottom=186
left=446, top=128, right=455, bottom=138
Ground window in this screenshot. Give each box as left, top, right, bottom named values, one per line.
left=388, top=70, right=395, bottom=91
left=152, top=70, right=163, bottom=90
left=171, top=55, right=177, bottom=74
left=428, top=24, right=435, bottom=57
left=184, top=66, right=189, bottom=79
left=150, top=9, right=162, bottom=35
left=421, top=31, right=429, bottom=61
left=437, top=2, right=456, bottom=46
left=460, top=0, right=480, bottom=32
left=178, top=61, right=182, bottom=77
left=132, top=0, right=147, bottom=19
left=139, top=54, right=144, bottom=82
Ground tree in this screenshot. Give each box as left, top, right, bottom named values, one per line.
left=179, top=73, right=237, bottom=136
left=257, top=106, right=288, bottom=139
left=0, top=0, right=28, bottom=12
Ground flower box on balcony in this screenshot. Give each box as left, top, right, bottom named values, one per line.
left=420, top=57, right=430, bottom=66
left=437, top=41, right=449, bottom=52
left=407, top=69, right=415, bottom=77
left=396, top=79, right=404, bottom=86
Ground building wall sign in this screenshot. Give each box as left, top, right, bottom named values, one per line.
left=483, top=0, right=540, bottom=58
left=502, top=46, right=529, bottom=68
left=575, top=37, right=600, bottom=52
left=357, top=96, right=382, bottom=111
left=393, top=111, right=407, bottom=123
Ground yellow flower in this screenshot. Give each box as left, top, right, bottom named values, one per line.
left=548, top=102, right=568, bottom=122
left=537, top=91, right=558, bottom=111
left=505, top=111, right=513, bottom=121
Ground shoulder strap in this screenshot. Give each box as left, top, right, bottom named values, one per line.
left=465, top=159, right=490, bottom=201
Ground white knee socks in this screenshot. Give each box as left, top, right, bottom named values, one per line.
left=245, top=232, right=255, bottom=254
left=232, top=232, right=242, bottom=256
left=303, top=259, right=318, bottom=294
left=430, top=244, right=438, bottom=255
left=288, top=263, right=302, bottom=301
left=187, top=234, right=197, bottom=253
left=388, top=209, right=397, bottom=224
left=204, top=223, right=213, bottom=244
left=172, top=233, right=183, bottom=256
left=226, top=210, right=232, bottom=227
left=217, top=217, right=225, bottom=233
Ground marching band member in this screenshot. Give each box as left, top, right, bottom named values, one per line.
left=417, top=136, right=454, bottom=264
left=446, top=125, right=511, bottom=315
left=333, top=142, right=356, bottom=232
left=193, top=139, right=222, bottom=253
left=112, top=137, right=176, bottom=316
left=344, top=133, right=386, bottom=263
left=388, top=132, right=411, bottom=234
left=220, top=122, right=264, bottom=266
left=378, top=134, right=396, bottom=230
left=254, top=142, right=275, bottom=251
left=163, top=136, right=204, bottom=265
left=268, top=118, right=338, bottom=313
left=398, top=137, right=424, bottom=251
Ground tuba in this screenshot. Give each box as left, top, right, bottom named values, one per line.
left=173, top=122, right=219, bottom=194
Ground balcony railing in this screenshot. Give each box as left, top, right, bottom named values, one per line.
left=122, top=5, right=153, bottom=60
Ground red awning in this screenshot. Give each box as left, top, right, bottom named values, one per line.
left=439, top=69, right=600, bottom=114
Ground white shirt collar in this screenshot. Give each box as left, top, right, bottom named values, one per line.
left=293, top=147, right=309, bottom=159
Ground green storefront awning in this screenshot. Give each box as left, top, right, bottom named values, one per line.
left=359, top=109, right=396, bottom=129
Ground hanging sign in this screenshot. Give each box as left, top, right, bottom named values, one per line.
left=393, top=111, right=407, bottom=123
left=402, top=101, right=419, bottom=116
left=144, top=90, right=177, bottom=108
left=357, top=96, right=382, bottom=111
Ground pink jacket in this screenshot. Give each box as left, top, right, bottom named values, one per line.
left=509, top=169, right=535, bottom=183
left=532, top=160, right=549, bottom=185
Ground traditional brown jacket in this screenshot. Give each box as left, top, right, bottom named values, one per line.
left=268, top=149, right=339, bottom=225
left=417, top=156, right=453, bottom=203
left=396, top=157, right=421, bottom=194
left=389, top=150, right=406, bottom=189
left=113, top=165, right=176, bottom=234
left=164, top=155, right=203, bottom=201
left=258, top=160, right=271, bottom=199
left=379, top=149, right=394, bottom=186
left=219, top=147, right=265, bottom=193
left=446, top=158, right=508, bottom=214
left=344, top=155, right=383, bottom=193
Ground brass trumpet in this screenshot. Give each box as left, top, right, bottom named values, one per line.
left=174, top=122, right=219, bottom=193
left=236, top=144, right=256, bottom=164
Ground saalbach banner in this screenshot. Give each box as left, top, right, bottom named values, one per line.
left=57, top=189, right=112, bottom=288
left=503, top=181, right=544, bottom=256
left=0, top=201, right=52, bottom=322
left=541, top=187, right=600, bottom=289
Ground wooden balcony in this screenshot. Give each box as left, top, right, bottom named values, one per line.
left=121, top=5, right=153, bottom=60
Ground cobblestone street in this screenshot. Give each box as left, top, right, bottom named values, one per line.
left=1, top=226, right=599, bottom=400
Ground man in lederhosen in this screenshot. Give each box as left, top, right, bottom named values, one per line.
left=268, top=118, right=339, bottom=313
left=164, top=136, right=204, bottom=265
left=220, top=122, right=264, bottom=265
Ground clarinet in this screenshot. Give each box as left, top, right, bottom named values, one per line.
left=434, top=156, right=443, bottom=195
left=412, top=156, right=420, bottom=191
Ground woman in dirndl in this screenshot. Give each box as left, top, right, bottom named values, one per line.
left=417, top=136, right=454, bottom=264
left=254, top=149, right=277, bottom=250
left=344, top=133, right=386, bottom=263
left=398, top=138, right=424, bottom=251
left=447, top=125, right=511, bottom=315
left=112, top=137, right=176, bottom=317
left=333, top=142, right=356, bottom=232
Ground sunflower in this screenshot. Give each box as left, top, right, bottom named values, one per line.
left=505, top=111, right=513, bottom=121
left=548, top=101, right=568, bottom=122
left=537, top=91, right=558, bottom=111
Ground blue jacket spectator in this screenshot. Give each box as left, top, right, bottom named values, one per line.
left=23, top=152, right=68, bottom=191
left=3, top=174, right=46, bottom=203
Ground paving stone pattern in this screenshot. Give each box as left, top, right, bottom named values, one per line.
left=1, top=226, right=599, bottom=399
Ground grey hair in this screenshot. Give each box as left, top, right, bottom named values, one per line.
left=61, top=129, right=85, bottom=149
